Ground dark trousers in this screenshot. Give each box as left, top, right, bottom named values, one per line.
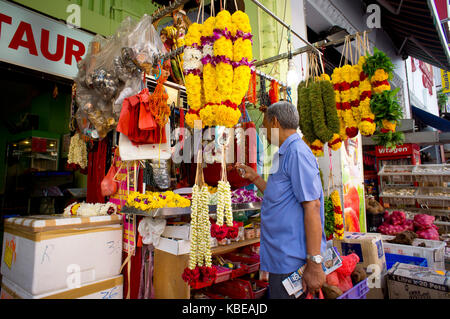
left=268, top=273, right=297, bottom=299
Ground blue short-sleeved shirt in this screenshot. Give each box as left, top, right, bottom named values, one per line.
left=260, top=133, right=327, bottom=274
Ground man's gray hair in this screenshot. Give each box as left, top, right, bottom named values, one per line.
left=266, top=101, right=299, bottom=129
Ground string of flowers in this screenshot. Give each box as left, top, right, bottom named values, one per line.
left=330, top=190, right=344, bottom=239
left=340, top=64, right=359, bottom=138
left=184, top=23, right=204, bottom=128
left=357, top=56, right=376, bottom=135
left=298, top=82, right=324, bottom=157
left=182, top=184, right=216, bottom=285
left=68, top=132, right=88, bottom=169
left=200, top=16, right=221, bottom=127
left=320, top=74, right=342, bottom=151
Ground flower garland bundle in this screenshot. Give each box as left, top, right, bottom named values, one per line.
left=350, top=64, right=361, bottom=124
left=207, top=10, right=240, bottom=128
left=340, top=65, right=359, bottom=138
left=330, top=190, right=344, bottom=239
left=148, top=75, right=170, bottom=127
left=246, top=71, right=257, bottom=104
left=309, top=74, right=342, bottom=151
left=269, top=80, right=279, bottom=104
left=182, top=184, right=216, bottom=285
left=230, top=10, right=253, bottom=108
left=331, top=68, right=347, bottom=140
left=68, top=133, right=88, bottom=169
left=362, top=47, right=394, bottom=95
left=357, top=56, right=376, bottom=136
left=324, top=195, right=335, bottom=241
left=200, top=16, right=221, bottom=127
left=211, top=180, right=238, bottom=240
left=298, top=82, right=324, bottom=157
left=126, top=191, right=190, bottom=210
left=63, top=202, right=118, bottom=217
left=184, top=23, right=204, bottom=128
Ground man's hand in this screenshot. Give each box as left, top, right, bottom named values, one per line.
left=235, top=163, right=267, bottom=193
left=302, top=261, right=326, bottom=296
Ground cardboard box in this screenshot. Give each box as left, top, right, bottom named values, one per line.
left=382, top=235, right=446, bottom=270
left=1, top=215, right=123, bottom=295
left=161, top=224, right=190, bottom=240
left=1, top=275, right=123, bottom=299
left=387, top=263, right=449, bottom=299
left=155, top=237, right=190, bottom=255
left=333, top=232, right=386, bottom=272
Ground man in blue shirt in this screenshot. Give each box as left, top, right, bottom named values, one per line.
left=237, top=101, right=326, bottom=299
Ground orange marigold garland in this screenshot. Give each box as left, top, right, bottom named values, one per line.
left=269, top=80, right=279, bottom=104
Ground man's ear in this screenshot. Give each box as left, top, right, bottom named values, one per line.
left=272, top=117, right=281, bottom=128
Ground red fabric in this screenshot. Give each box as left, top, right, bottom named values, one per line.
left=122, top=246, right=142, bottom=299
left=117, top=89, right=167, bottom=146
left=86, top=139, right=108, bottom=203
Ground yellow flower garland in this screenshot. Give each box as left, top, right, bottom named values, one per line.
left=126, top=191, right=190, bottom=211
left=331, top=190, right=344, bottom=240
left=184, top=23, right=204, bottom=128
left=357, top=56, right=376, bottom=136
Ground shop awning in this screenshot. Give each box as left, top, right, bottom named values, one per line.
left=363, top=0, right=450, bottom=71
left=412, top=105, right=450, bottom=132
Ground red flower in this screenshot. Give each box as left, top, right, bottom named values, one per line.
left=211, top=223, right=228, bottom=241
left=341, top=102, right=351, bottom=110
left=360, top=72, right=368, bottom=81
left=226, top=221, right=239, bottom=239
left=360, top=91, right=371, bottom=100
left=340, top=82, right=351, bottom=91
left=346, top=127, right=359, bottom=138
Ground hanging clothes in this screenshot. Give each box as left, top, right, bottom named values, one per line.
left=138, top=244, right=155, bottom=299
left=86, top=138, right=108, bottom=203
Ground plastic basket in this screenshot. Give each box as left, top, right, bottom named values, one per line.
left=223, top=253, right=260, bottom=274
left=190, top=277, right=214, bottom=290
left=337, top=278, right=369, bottom=299
left=385, top=253, right=428, bottom=270
left=230, top=263, right=249, bottom=279
left=214, top=265, right=232, bottom=284
left=249, top=279, right=269, bottom=299
left=210, top=278, right=254, bottom=299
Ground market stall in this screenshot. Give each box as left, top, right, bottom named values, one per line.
left=1, top=0, right=449, bottom=301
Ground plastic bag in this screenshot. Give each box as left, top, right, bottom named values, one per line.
left=138, top=217, right=167, bottom=246
left=101, top=164, right=118, bottom=197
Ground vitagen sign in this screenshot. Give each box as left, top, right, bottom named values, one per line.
left=0, top=0, right=93, bottom=79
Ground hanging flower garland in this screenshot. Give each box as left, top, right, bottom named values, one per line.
left=309, top=74, right=342, bottom=151
left=182, top=184, right=216, bottom=285
left=340, top=64, right=359, bottom=138
left=246, top=71, right=257, bottom=104
left=200, top=16, right=221, bottom=127
left=184, top=23, right=204, bottom=128
left=68, top=133, right=88, bottom=169
left=350, top=64, right=361, bottom=124
left=330, top=190, right=344, bottom=240
left=269, top=80, right=279, bottom=104
left=357, top=56, right=376, bottom=136
left=298, top=82, right=324, bottom=157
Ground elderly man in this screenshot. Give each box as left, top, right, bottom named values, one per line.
left=237, top=101, right=326, bottom=299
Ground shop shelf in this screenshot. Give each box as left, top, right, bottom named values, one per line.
left=337, top=278, right=369, bottom=299
left=416, top=187, right=450, bottom=210
left=385, top=253, right=428, bottom=270
left=230, top=263, right=249, bottom=279
left=190, top=278, right=214, bottom=290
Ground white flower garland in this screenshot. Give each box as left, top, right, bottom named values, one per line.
left=188, top=184, right=212, bottom=269
left=63, top=202, right=118, bottom=217
left=183, top=47, right=203, bottom=72
left=216, top=180, right=233, bottom=227
left=68, top=133, right=88, bottom=169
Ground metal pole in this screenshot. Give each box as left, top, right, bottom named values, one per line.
left=249, top=0, right=321, bottom=56
left=254, top=31, right=371, bottom=68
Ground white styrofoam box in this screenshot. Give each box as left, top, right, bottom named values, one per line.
left=161, top=224, right=190, bottom=241
left=155, top=237, right=190, bottom=255
left=381, top=235, right=446, bottom=270
left=155, top=234, right=218, bottom=255
left=1, top=275, right=123, bottom=299
left=1, top=215, right=123, bottom=295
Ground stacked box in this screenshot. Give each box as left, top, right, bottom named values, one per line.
left=1, top=214, right=123, bottom=298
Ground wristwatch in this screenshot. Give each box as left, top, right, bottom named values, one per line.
left=307, top=254, right=324, bottom=264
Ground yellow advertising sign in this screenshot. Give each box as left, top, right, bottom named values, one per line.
left=440, top=69, right=450, bottom=93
